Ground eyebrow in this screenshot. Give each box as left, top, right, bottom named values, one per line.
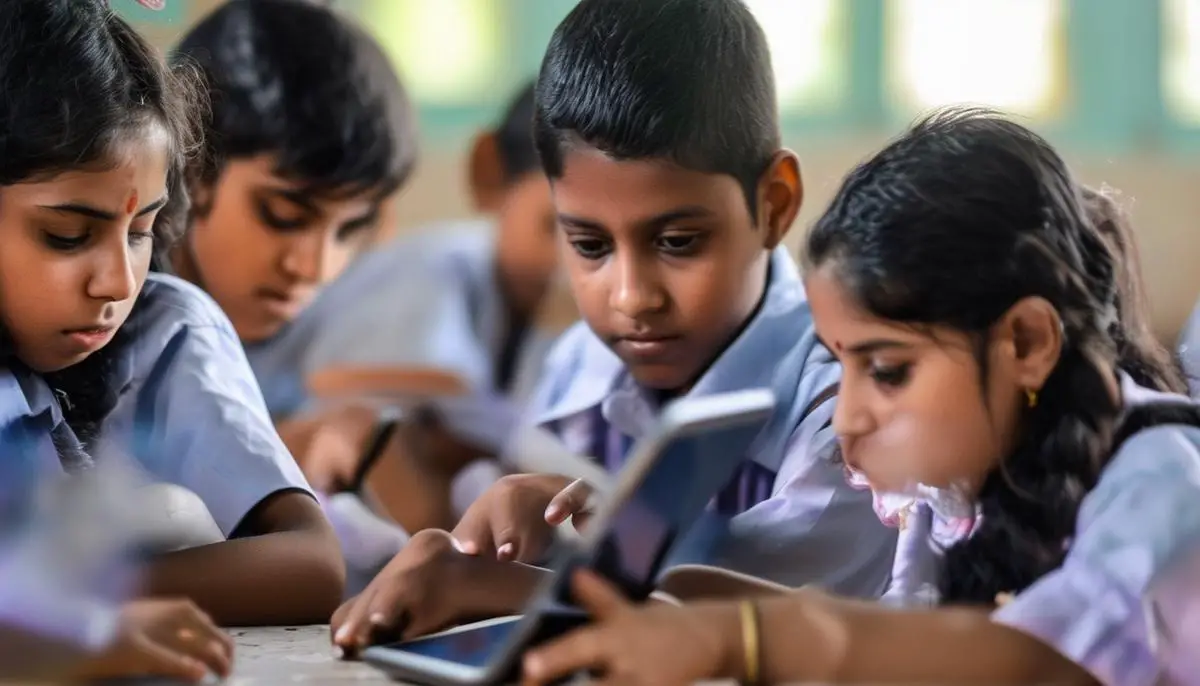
left=558, top=205, right=716, bottom=232
left=818, top=335, right=913, bottom=355
left=39, top=195, right=169, bottom=221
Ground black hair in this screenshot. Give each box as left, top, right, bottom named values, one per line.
left=804, top=108, right=1200, bottom=605
left=174, top=0, right=416, bottom=206
left=495, top=82, right=538, bottom=183
left=1080, top=185, right=1187, bottom=395
left=533, top=0, right=779, bottom=217
left=0, top=0, right=203, bottom=464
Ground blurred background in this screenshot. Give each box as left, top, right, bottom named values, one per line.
left=114, top=0, right=1200, bottom=342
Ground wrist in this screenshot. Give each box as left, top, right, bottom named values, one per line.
left=712, top=601, right=752, bottom=683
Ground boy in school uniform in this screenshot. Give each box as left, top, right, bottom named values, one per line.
left=332, top=0, right=896, bottom=648
left=242, top=83, right=559, bottom=538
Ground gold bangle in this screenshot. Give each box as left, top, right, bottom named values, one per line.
left=739, top=600, right=761, bottom=685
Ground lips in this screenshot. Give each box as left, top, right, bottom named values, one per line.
left=612, top=334, right=683, bottom=361
left=62, top=325, right=116, bottom=352
left=255, top=288, right=310, bottom=319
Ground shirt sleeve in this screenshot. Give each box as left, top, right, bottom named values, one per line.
left=122, top=320, right=313, bottom=537
left=707, top=358, right=899, bottom=596
left=1177, top=301, right=1200, bottom=398
left=301, top=260, right=493, bottom=390
left=992, top=425, right=1200, bottom=686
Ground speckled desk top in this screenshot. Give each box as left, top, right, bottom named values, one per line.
left=228, top=626, right=391, bottom=685
left=224, top=626, right=741, bottom=686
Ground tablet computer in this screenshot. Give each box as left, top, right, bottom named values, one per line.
left=362, top=388, right=776, bottom=686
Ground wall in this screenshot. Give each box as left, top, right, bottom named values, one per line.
left=392, top=139, right=1200, bottom=345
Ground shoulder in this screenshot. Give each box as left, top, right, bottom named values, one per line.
left=1070, top=422, right=1200, bottom=589
left=132, top=273, right=235, bottom=334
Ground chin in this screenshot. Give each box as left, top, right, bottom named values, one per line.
left=25, top=351, right=91, bottom=374
left=625, top=363, right=694, bottom=394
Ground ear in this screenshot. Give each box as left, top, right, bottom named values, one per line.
left=755, top=149, right=803, bottom=250
left=994, top=296, right=1064, bottom=393
left=468, top=131, right=506, bottom=213
left=187, top=177, right=215, bottom=221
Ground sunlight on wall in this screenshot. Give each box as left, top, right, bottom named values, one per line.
left=745, top=0, right=847, bottom=112
left=1164, top=0, right=1200, bottom=125
left=363, top=0, right=500, bottom=106
left=885, top=0, right=1065, bottom=118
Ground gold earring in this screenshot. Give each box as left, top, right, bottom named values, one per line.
left=1025, top=388, right=1038, bottom=408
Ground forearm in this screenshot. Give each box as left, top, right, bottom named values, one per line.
left=752, top=592, right=1096, bottom=684
left=656, top=565, right=791, bottom=603
left=465, top=561, right=551, bottom=619
left=0, top=625, right=87, bottom=680
left=141, top=529, right=345, bottom=626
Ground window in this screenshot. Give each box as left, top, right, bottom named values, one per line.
left=1164, top=0, right=1200, bottom=125
left=745, top=0, right=847, bottom=112
left=360, top=0, right=503, bottom=106
left=884, top=0, right=1066, bottom=119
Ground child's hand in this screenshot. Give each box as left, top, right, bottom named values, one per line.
left=331, top=529, right=541, bottom=655
left=451, top=474, right=594, bottom=563
left=78, top=599, right=234, bottom=682
left=521, top=570, right=740, bottom=686
left=279, top=405, right=378, bottom=493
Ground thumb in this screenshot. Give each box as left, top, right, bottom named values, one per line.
left=544, top=479, right=593, bottom=525
left=570, top=569, right=629, bottom=619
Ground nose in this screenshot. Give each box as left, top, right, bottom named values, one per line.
left=279, top=230, right=334, bottom=285
left=86, top=239, right=137, bottom=303
left=832, top=378, right=874, bottom=446
left=608, top=251, right=667, bottom=321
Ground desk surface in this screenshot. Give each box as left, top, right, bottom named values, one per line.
left=226, top=626, right=741, bottom=686
left=229, top=626, right=386, bottom=684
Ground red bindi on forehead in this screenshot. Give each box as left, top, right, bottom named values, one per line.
left=834, top=341, right=844, bottom=352
left=124, top=189, right=138, bottom=215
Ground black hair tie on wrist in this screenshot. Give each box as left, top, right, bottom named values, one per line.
left=349, top=417, right=400, bottom=494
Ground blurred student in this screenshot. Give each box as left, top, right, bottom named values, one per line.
left=276, top=82, right=559, bottom=536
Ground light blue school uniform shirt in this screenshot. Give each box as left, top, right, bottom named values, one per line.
left=883, top=375, right=1200, bottom=684
left=525, top=247, right=897, bottom=596
left=0, top=367, right=128, bottom=652
left=992, top=376, right=1200, bottom=685
left=245, top=219, right=549, bottom=425
left=1176, top=300, right=1200, bottom=397
left=97, top=273, right=313, bottom=537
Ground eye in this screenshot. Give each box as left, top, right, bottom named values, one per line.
left=128, top=231, right=155, bottom=248
left=869, top=362, right=911, bottom=388
left=569, top=237, right=610, bottom=260
left=255, top=197, right=310, bottom=231
left=656, top=232, right=703, bottom=256
left=335, top=212, right=379, bottom=242
left=42, top=231, right=88, bottom=251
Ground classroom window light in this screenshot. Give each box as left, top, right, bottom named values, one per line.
left=884, top=0, right=1065, bottom=119
left=744, top=0, right=847, bottom=112
left=363, top=0, right=501, bottom=106
left=1164, top=0, right=1200, bottom=125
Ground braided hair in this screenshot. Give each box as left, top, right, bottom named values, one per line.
left=804, top=108, right=1200, bottom=604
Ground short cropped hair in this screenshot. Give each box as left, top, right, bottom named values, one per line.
left=533, top=0, right=779, bottom=214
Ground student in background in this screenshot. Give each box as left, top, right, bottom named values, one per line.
left=1080, top=186, right=1185, bottom=395
left=0, top=0, right=343, bottom=628
left=282, top=82, right=558, bottom=536
left=167, top=0, right=416, bottom=357
left=332, top=0, right=895, bottom=649
left=518, top=110, right=1200, bottom=686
